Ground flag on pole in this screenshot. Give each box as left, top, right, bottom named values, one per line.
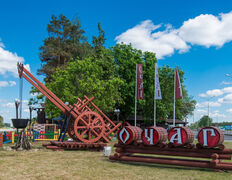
left=154, top=62, right=161, bottom=127
left=137, top=64, right=144, bottom=99
left=175, top=65, right=183, bottom=99
left=155, top=63, right=162, bottom=100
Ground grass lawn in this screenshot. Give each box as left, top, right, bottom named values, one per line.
left=0, top=141, right=232, bottom=180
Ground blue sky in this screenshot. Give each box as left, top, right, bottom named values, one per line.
left=1, top=0, right=232, bottom=124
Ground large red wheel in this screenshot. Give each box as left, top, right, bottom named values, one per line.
left=74, top=111, right=105, bottom=143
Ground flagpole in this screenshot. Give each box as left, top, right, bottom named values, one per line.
left=154, top=64, right=156, bottom=127
left=154, top=97, right=156, bottom=127
left=135, top=64, right=137, bottom=127
left=173, top=64, right=176, bottom=127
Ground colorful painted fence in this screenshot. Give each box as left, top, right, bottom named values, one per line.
left=0, top=133, right=3, bottom=147
left=32, top=130, right=60, bottom=141
left=2, top=130, right=60, bottom=144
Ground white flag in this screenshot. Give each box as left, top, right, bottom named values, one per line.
left=155, top=63, right=162, bottom=99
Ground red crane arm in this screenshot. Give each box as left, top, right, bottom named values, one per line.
left=17, top=63, right=78, bottom=119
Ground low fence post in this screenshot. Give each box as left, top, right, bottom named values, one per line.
left=3, top=132, right=6, bottom=142
left=0, top=133, right=3, bottom=147
left=12, top=132, right=15, bottom=143
left=32, top=130, right=35, bottom=142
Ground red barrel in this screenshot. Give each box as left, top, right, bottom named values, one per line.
left=117, top=126, right=142, bottom=144
left=168, top=127, right=194, bottom=146
left=197, top=126, right=224, bottom=148
left=142, top=127, right=167, bottom=145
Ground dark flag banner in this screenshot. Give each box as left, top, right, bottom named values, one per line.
left=137, top=64, right=144, bottom=99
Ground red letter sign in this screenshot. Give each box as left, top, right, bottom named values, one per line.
left=117, top=126, right=142, bottom=145
left=168, top=127, right=194, bottom=146
left=197, top=127, right=224, bottom=148
left=142, top=127, right=167, bottom=145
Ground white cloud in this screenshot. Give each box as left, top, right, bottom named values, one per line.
left=2, top=99, right=29, bottom=108
left=199, top=86, right=232, bottom=98
left=207, top=89, right=223, bottom=97
left=115, top=20, right=190, bottom=59
left=9, top=81, right=16, bottom=86
left=198, top=93, right=207, bottom=98
left=226, top=108, right=232, bottom=113
left=179, top=13, right=232, bottom=47
left=218, top=94, right=232, bottom=104
left=196, top=101, right=221, bottom=108
left=221, top=81, right=232, bottom=85
left=115, top=11, right=232, bottom=59
left=210, top=112, right=226, bottom=118
left=0, top=81, right=16, bottom=87
left=0, top=41, right=30, bottom=77
left=193, top=108, right=207, bottom=122
left=199, top=89, right=223, bottom=97
left=23, top=100, right=29, bottom=104
left=222, top=87, right=232, bottom=93
left=196, top=109, right=207, bottom=113
left=0, top=42, right=4, bottom=48
left=23, top=109, right=29, bottom=113
left=209, top=102, right=221, bottom=107
left=3, top=102, right=15, bottom=108
left=30, top=92, right=42, bottom=97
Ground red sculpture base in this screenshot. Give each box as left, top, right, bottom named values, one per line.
left=43, top=141, right=106, bottom=151
left=109, top=143, right=232, bottom=171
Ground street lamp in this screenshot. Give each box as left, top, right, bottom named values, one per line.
left=207, top=96, right=215, bottom=116
left=200, top=96, right=215, bottom=126
left=14, top=99, right=20, bottom=119
left=207, top=96, right=216, bottom=126
left=29, top=105, right=34, bottom=128
left=114, top=109, right=120, bottom=121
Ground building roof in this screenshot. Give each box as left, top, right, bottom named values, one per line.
left=126, top=116, right=187, bottom=124
left=166, top=119, right=188, bottom=124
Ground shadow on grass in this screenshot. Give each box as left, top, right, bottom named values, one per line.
left=0, top=153, right=17, bottom=157
left=107, top=159, right=232, bottom=174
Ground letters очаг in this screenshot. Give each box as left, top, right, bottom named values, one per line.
left=118, top=126, right=223, bottom=148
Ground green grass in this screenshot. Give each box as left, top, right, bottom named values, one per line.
left=0, top=141, right=232, bottom=180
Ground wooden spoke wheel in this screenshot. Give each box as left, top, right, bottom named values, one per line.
left=74, top=111, right=105, bottom=143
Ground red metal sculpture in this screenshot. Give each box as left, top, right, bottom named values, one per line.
left=17, top=63, right=122, bottom=147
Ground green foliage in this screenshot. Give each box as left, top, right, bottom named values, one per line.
left=38, top=14, right=92, bottom=80
left=29, top=86, right=45, bottom=105
left=158, top=65, right=196, bottom=121
left=0, top=115, right=4, bottom=127
left=189, top=121, right=199, bottom=130
left=112, top=44, right=144, bottom=119
left=212, top=121, right=232, bottom=126
left=112, top=44, right=196, bottom=123
left=3, top=123, right=10, bottom=127
left=198, top=115, right=213, bottom=127
left=92, top=22, right=106, bottom=49
left=30, top=15, right=106, bottom=106
left=45, top=52, right=123, bottom=117
left=28, top=15, right=196, bottom=122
